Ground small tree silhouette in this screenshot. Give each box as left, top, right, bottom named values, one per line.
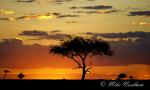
left=3, top=70, right=10, bottom=79
left=129, top=75, right=134, bottom=80
left=17, top=72, right=25, bottom=80
left=50, top=36, right=113, bottom=80
left=117, top=73, right=127, bottom=80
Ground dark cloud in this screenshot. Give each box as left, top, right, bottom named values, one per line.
left=86, top=10, right=119, bottom=14
left=47, top=33, right=68, bottom=40
left=52, top=12, right=61, bottom=16
left=52, top=0, right=72, bottom=5
left=52, top=12, right=80, bottom=18
left=100, top=31, right=150, bottom=38
left=70, top=5, right=117, bottom=15
left=0, top=39, right=74, bottom=68
left=0, top=17, right=15, bottom=21
left=81, top=5, right=112, bottom=10
left=0, top=12, right=79, bottom=21
left=129, top=11, right=150, bottom=16
left=18, top=30, right=68, bottom=40
left=16, top=0, right=35, bottom=3
left=73, top=10, right=119, bottom=14
left=0, top=39, right=23, bottom=47
left=66, top=21, right=78, bottom=23
left=73, top=11, right=86, bottom=13
left=50, top=30, right=61, bottom=33
left=103, top=39, right=150, bottom=66
left=0, top=37, right=149, bottom=68
left=87, top=0, right=96, bottom=1
left=19, top=30, right=49, bottom=37
left=83, top=31, right=150, bottom=38
left=51, top=12, right=80, bottom=18
left=16, top=13, right=52, bottom=20
left=56, top=14, right=80, bottom=18
left=1, top=13, right=53, bottom=21
left=70, top=5, right=113, bottom=10
left=53, top=0, right=72, bottom=2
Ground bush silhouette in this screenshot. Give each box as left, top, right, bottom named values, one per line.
left=17, top=72, right=25, bottom=80
left=117, top=73, right=127, bottom=80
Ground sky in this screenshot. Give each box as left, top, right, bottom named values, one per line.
left=0, top=0, right=150, bottom=80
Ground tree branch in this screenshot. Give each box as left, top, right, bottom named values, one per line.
left=85, top=67, right=91, bottom=73
left=72, top=67, right=83, bottom=70
left=72, top=58, right=82, bottom=68
left=68, top=55, right=82, bottom=68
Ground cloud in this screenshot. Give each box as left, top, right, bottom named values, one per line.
left=16, top=13, right=52, bottom=20
left=0, top=13, right=53, bottom=21
left=52, top=0, right=72, bottom=5
left=47, top=33, right=68, bottom=40
left=87, top=0, right=96, bottom=1
left=70, top=5, right=118, bottom=15
left=53, top=0, right=72, bottom=2
left=106, top=39, right=150, bottom=66
left=70, top=5, right=113, bottom=10
left=19, top=30, right=49, bottom=37
left=86, top=10, right=119, bottom=14
left=0, top=9, right=15, bottom=15
left=132, top=21, right=150, bottom=26
left=0, top=17, right=15, bottom=21
left=50, top=30, right=61, bottom=33
left=56, top=14, right=80, bottom=18
left=81, top=5, right=113, bottom=10
left=18, top=30, right=68, bottom=40
left=66, top=21, right=78, bottom=23
left=100, top=31, right=150, bottom=38
left=73, top=11, right=86, bottom=13
left=83, top=31, right=150, bottom=38
left=0, top=12, right=79, bottom=21
left=0, top=38, right=23, bottom=47
left=0, top=38, right=75, bottom=68
left=52, top=12, right=80, bottom=18
left=73, top=10, right=119, bottom=14
left=129, top=11, right=150, bottom=16
left=0, top=37, right=149, bottom=68
left=16, top=0, right=36, bottom=3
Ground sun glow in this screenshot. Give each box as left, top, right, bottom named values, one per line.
left=37, top=15, right=52, bottom=19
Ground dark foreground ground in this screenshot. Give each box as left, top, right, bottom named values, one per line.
left=0, top=79, right=149, bottom=89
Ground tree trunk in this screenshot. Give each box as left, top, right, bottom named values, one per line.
left=3, top=73, right=6, bottom=79
left=82, top=67, right=86, bottom=80
left=81, top=58, right=86, bottom=80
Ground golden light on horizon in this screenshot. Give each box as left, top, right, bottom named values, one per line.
left=0, top=65, right=149, bottom=80
left=37, top=15, right=53, bottom=20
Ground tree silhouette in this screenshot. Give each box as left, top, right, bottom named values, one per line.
left=117, top=73, right=127, bottom=80
left=3, top=70, right=10, bottom=79
left=50, top=36, right=113, bottom=80
left=129, top=75, right=134, bottom=80
left=17, top=72, right=25, bottom=80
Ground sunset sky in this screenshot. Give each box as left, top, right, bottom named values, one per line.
left=0, top=0, right=150, bottom=80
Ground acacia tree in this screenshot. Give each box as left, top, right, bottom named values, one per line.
left=3, top=70, right=10, bottom=79
left=50, top=36, right=113, bottom=80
